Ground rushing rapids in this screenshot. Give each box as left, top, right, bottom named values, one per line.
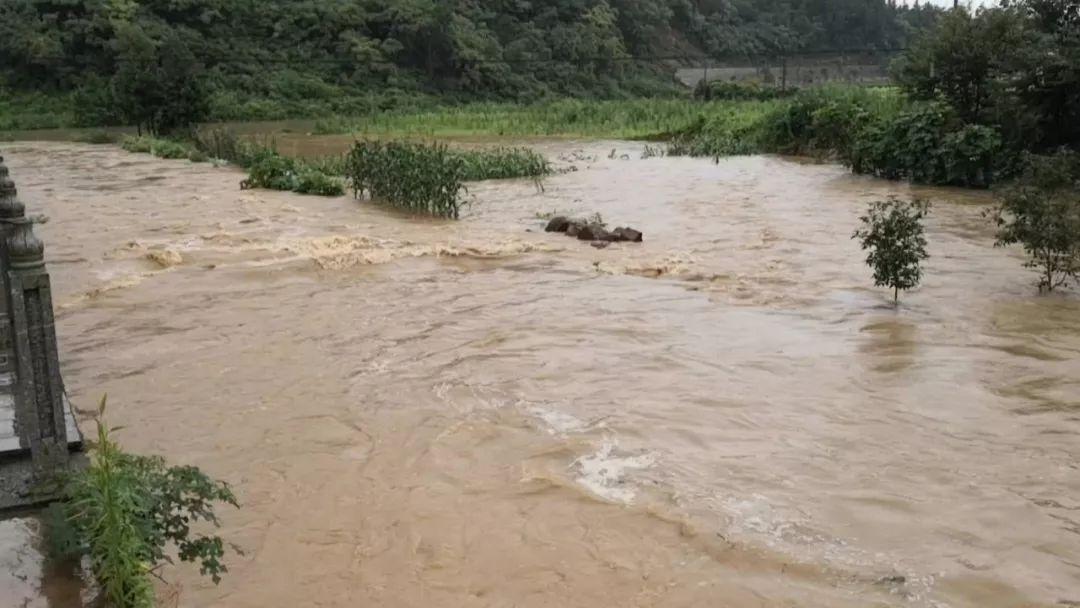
left=1, top=140, right=1078, bottom=608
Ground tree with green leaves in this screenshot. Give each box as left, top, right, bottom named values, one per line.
left=992, top=151, right=1080, bottom=292
left=853, top=197, right=931, bottom=304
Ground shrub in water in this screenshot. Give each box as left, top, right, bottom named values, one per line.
left=47, top=396, right=238, bottom=608
left=852, top=197, right=931, bottom=304
left=245, top=149, right=344, bottom=196
left=120, top=136, right=155, bottom=154
left=991, top=151, right=1080, bottom=292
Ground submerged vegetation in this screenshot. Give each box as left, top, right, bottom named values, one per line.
left=853, top=197, right=931, bottom=304
left=46, top=397, right=237, bottom=608
left=345, top=141, right=550, bottom=218
left=120, top=131, right=345, bottom=197
left=992, top=152, right=1080, bottom=292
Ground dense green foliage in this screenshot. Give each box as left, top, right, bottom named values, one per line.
left=992, top=151, right=1080, bottom=292
left=244, top=150, right=346, bottom=196
left=347, top=141, right=468, bottom=219
left=346, top=140, right=551, bottom=218
left=47, top=397, right=238, bottom=608
left=853, top=197, right=931, bottom=303
left=670, top=1, right=1079, bottom=189
left=892, top=1, right=1080, bottom=153
left=0, top=0, right=941, bottom=130
left=693, top=80, right=795, bottom=102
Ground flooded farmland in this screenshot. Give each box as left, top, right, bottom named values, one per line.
left=1, top=140, right=1078, bottom=608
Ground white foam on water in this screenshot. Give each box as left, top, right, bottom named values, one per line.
left=573, top=439, right=656, bottom=504
left=527, top=405, right=589, bottom=435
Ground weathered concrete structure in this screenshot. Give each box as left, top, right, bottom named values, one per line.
left=0, top=152, right=82, bottom=511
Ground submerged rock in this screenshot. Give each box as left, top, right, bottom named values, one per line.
left=576, top=223, right=611, bottom=241
left=545, top=215, right=644, bottom=244
left=611, top=227, right=643, bottom=242
left=545, top=216, right=571, bottom=232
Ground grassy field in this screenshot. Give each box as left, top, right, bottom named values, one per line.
left=311, top=99, right=776, bottom=140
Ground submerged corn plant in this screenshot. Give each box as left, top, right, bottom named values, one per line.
left=457, top=146, right=550, bottom=181
left=345, top=140, right=550, bottom=219
left=346, top=140, right=468, bottom=219
left=46, top=396, right=239, bottom=608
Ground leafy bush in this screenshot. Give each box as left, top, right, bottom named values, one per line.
left=121, top=136, right=203, bottom=161
left=46, top=397, right=238, bottom=608
left=991, top=151, right=1080, bottom=292
left=120, top=136, right=155, bottom=154
left=245, top=150, right=344, bottom=196
left=853, top=197, right=932, bottom=303
left=150, top=139, right=191, bottom=160
left=296, top=168, right=347, bottom=196
left=694, top=80, right=796, bottom=102
left=849, top=101, right=1001, bottom=187
left=246, top=150, right=300, bottom=190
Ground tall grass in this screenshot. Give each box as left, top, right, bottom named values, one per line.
left=314, top=99, right=766, bottom=140
left=458, top=146, right=550, bottom=181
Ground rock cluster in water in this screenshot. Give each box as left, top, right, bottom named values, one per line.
left=544, top=216, right=643, bottom=244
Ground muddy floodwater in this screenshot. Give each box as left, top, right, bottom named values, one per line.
left=1, top=140, right=1078, bottom=608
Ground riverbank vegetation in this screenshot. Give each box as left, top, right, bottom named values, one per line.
left=0, top=0, right=942, bottom=132
left=992, top=152, right=1080, bottom=292
left=45, top=397, right=237, bottom=608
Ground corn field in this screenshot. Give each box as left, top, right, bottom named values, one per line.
left=346, top=141, right=551, bottom=219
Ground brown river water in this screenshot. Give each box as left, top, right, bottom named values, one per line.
left=0, top=139, right=1078, bottom=608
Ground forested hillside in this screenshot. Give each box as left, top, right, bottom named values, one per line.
left=0, top=0, right=941, bottom=125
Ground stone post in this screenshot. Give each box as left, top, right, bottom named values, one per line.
left=0, top=155, right=68, bottom=471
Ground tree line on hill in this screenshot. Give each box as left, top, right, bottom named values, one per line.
left=0, top=0, right=942, bottom=127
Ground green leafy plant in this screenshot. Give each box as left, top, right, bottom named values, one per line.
left=991, top=151, right=1080, bottom=292
left=244, top=149, right=345, bottom=196
left=347, top=140, right=468, bottom=219
left=457, top=147, right=550, bottom=181
left=46, top=396, right=239, bottom=608
left=694, top=80, right=796, bottom=102
left=853, top=197, right=932, bottom=304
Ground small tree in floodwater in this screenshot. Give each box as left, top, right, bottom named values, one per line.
left=853, top=197, right=931, bottom=304
left=991, top=152, right=1080, bottom=293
